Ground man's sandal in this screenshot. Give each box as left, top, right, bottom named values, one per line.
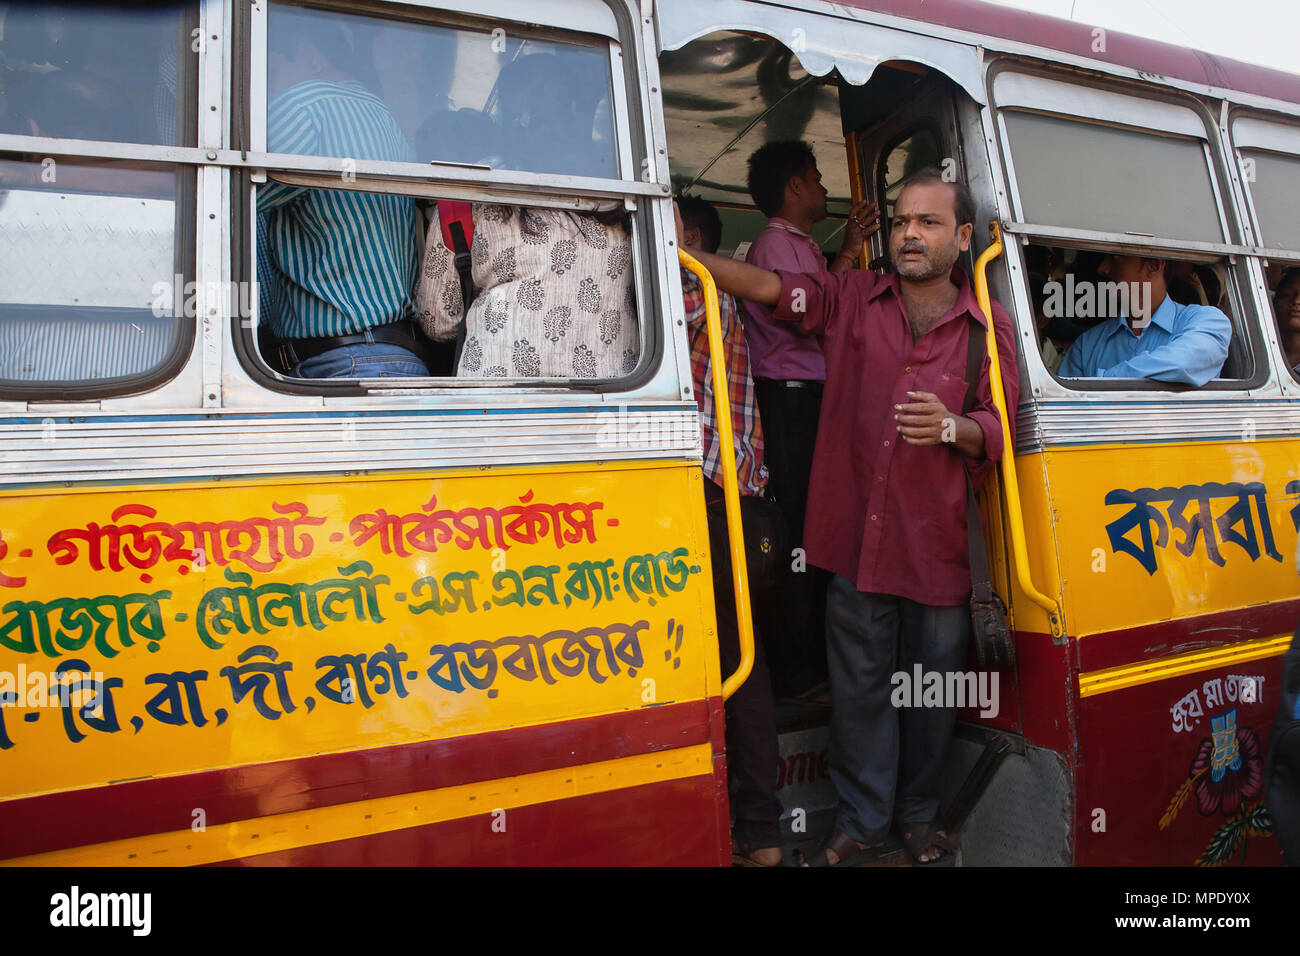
left=732, top=839, right=784, bottom=867
left=794, top=830, right=884, bottom=867
left=899, top=820, right=958, bottom=867
left=731, top=851, right=781, bottom=867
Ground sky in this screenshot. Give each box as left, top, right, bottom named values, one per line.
left=984, top=0, right=1299, bottom=76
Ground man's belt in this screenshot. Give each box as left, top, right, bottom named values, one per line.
left=277, top=321, right=419, bottom=368
left=755, top=377, right=824, bottom=391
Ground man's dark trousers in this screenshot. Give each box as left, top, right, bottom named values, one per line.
left=824, top=574, right=971, bottom=843
left=754, top=379, right=828, bottom=695
left=706, top=490, right=783, bottom=853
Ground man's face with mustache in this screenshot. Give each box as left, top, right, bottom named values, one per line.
left=888, top=181, right=972, bottom=282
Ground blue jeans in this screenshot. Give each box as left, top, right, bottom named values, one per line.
left=294, top=343, right=428, bottom=378
left=824, top=575, right=970, bottom=843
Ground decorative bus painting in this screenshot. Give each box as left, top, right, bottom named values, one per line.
left=0, top=0, right=1297, bottom=867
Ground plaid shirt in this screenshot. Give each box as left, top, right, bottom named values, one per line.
left=682, top=268, right=768, bottom=496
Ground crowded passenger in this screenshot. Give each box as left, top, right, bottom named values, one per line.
left=1273, top=267, right=1300, bottom=376
left=259, top=13, right=426, bottom=378
left=415, top=50, right=636, bottom=378
left=677, top=194, right=784, bottom=867
left=1024, top=246, right=1080, bottom=375
left=674, top=167, right=1019, bottom=866
left=739, top=140, right=878, bottom=699
left=1030, top=273, right=1065, bottom=374
left=1056, top=253, right=1232, bottom=385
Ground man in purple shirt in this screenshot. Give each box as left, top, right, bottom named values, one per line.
left=674, top=168, right=1019, bottom=867
left=741, top=140, right=877, bottom=698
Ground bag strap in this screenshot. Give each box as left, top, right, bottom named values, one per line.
left=962, top=317, right=994, bottom=604
left=960, top=316, right=982, bottom=417
left=438, top=200, right=476, bottom=368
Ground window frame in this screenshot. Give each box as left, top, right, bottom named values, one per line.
left=1229, top=110, right=1300, bottom=387
left=0, top=0, right=201, bottom=402
left=233, top=0, right=667, bottom=397
left=1230, top=112, right=1300, bottom=259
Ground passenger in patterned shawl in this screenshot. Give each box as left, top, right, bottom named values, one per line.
left=415, top=51, right=637, bottom=378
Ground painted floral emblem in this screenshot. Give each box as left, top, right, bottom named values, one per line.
left=1160, top=708, right=1271, bottom=865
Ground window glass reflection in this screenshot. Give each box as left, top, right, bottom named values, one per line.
left=0, top=1, right=195, bottom=145
left=0, top=157, right=181, bottom=382
left=267, top=3, right=619, bottom=178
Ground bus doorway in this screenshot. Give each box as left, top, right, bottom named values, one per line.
left=659, top=30, right=1026, bottom=863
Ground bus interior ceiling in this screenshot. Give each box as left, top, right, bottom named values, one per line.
left=659, top=32, right=958, bottom=260
left=659, top=32, right=850, bottom=256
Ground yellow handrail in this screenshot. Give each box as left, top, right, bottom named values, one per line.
left=972, top=221, right=1064, bottom=639
left=677, top=248, right=755, bottom=700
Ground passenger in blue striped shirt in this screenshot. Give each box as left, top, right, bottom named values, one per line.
left=258, top=20, right=426, bottom=378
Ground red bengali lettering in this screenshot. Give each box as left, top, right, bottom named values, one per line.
left=45, top=501, right=325, bottom=574
left=348, top=491, right=607, bottom=555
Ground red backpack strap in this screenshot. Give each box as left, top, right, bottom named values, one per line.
left=436, top=200, right=476, bottom=368
left=438, top=199, right=474, bottom=252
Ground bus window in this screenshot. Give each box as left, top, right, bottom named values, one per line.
left=0, top=2, right=196, bottom=397
left=250, top=2, right=644, bottom=386
left=1001, top=111, right=1224, bottom=244
left=1022, top=242, right=1252, bottom=384
left=993, top=72, right=1264, bottom=389
left=0, top=158, right=183, bottom=383
left=1268, top=265, right=1300, bottom=380
left=264, top=3, right=618, bottom=179
left=0, top=2, right=196, bottom=146
left=1238, top=150, right=1300, bottom=252
left=254, top=190, right=640, bottom=380
left=1231, top=118, right=1300, bottom=382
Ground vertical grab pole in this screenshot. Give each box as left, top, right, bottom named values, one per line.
left=844, top=133, right=871, bottom=270
left=678, top=248, right=755, bottom=700
left=972, top=221, right=1064, bottom=638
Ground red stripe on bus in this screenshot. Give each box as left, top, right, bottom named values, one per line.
left=0, top=698, right=718, bottom=861
left=204, top=772, right=728, bottom=866
left=1073, top=599, right=1300, bottom=674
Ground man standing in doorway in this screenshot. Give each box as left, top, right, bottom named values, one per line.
left=740, top=140, right=876, bottom=697
left=674, top=167, right=1019, bottom=866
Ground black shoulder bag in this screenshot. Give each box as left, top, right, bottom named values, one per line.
left=961, top=318, right=1015, bottom=669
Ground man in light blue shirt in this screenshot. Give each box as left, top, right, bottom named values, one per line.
left=1058, top=254, right=1231, bottom=386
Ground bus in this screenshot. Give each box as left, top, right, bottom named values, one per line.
left=0, top=0, right=1297, bottom=866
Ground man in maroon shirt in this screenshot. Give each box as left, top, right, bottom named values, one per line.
left=672, top=168, right=1019, bottom=866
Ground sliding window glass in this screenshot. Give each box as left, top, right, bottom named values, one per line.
left=0, top=1, right=197, bottom=398
left=1232, top=116, right=1300, bottom=382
